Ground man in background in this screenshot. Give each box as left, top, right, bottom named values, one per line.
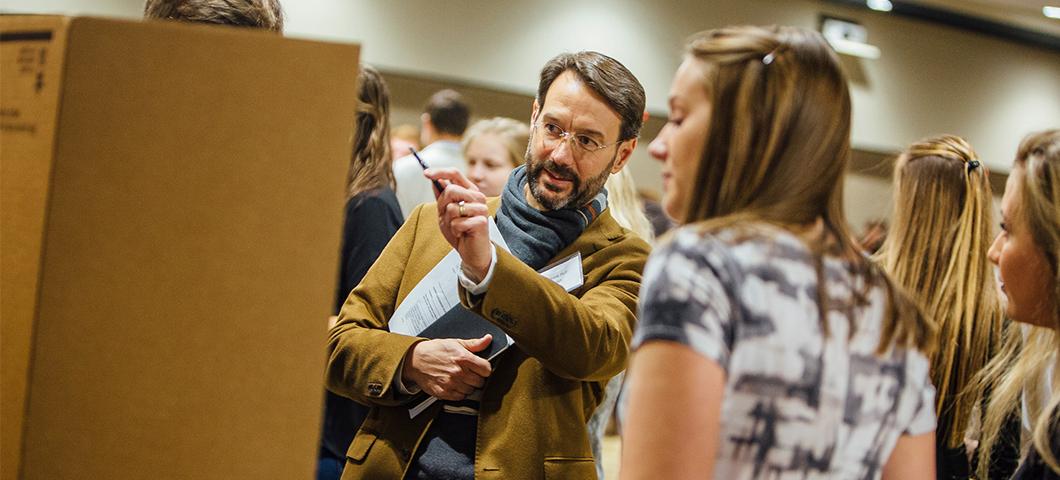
left=392, top=89, right=471, bottom=217
left=143, top=0, right=284, bottom=33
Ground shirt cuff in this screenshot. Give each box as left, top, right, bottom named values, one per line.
left=457, top=244, right=497, bottom=295
left=393, top=355, right=422, bottom=396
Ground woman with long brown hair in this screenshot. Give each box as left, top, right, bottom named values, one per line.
left=317, top=65, right=403, bottom=480
left=974, top=129, right=1060, bottom=479
left=620, top=25, right=937, bottom=479
left=875, top=135, right=1008, bottom=478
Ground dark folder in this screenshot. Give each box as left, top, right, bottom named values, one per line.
left=417, top=305, right=510, bottom=360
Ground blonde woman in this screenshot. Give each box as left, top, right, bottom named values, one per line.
left=975, top=129, right=1060, bottom=479
left=621, top=26, right=937, bottom=479
left=462, top=117, right=529, bottom=197
left=875, top=135, right=1006, bottom=479
left=603, top=169, right=655, bottom=243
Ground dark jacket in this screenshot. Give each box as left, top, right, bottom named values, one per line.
left=320, top=187, right=402, bottom=461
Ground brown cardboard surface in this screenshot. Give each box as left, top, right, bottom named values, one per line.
left=4, top=16, right=359, bottom=480
left=0, top=16, right=69, bottom=480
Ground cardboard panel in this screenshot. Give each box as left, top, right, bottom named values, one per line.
left=0, top=16, right=69, bottom=480
left=16, top=17, right=359, bottom=480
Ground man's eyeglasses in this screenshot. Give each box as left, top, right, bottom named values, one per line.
left=534, top=122, right=624, bottom=155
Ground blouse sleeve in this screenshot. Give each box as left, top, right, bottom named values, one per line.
left=902, top=355, right=938, bottom=436
left=632, top=233, right=737, bottom=372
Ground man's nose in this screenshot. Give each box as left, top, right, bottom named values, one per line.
left=550, top=137, right=577, bottom=166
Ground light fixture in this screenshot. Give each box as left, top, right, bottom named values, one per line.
left=1044, top=6, right=1060, bottom=19
left=867, top=0, right=894, bottom=12
left=820, top=16, right=883, bottom=59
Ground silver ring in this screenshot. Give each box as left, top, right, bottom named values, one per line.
left=458, top=201, right=467, bottom=217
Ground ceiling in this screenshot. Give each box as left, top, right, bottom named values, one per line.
left=904, top=0, right=1060, bottom=36
left=973, top=0, right=1055, bottom=9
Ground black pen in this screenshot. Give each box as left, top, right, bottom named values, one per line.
left=409, top=147, right=446, bottom=195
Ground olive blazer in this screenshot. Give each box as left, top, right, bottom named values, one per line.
left=326, top=197, right=650, bottom=480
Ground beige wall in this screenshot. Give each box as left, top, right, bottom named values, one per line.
left=8, top=0, right=1058, bottom=172
left=5, top=0, right=1052, bottom=224
left=277, top=0, right=1059, bottom=173
left=2, top=0, right=142, bottom=17
left=844, top=173, right=897, bottom=229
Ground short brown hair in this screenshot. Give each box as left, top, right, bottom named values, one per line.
left=424, top=89, right=470, bottom=136
left=536, top=51, right=645, bottom=142
left=144, top=0, right=284, bottom=33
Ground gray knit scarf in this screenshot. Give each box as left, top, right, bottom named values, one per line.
left=495, top=165, right=608, bottom=269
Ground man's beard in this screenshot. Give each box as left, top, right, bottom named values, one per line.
left=525, top=150, right=614, bottom=211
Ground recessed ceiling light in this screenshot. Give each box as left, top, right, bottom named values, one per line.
left=1044, top=6, right=1060, bottom=19
left=867, top=0, right=894, bottom=12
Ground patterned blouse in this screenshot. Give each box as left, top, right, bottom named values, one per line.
left=632, top=225, right=936, bottom=479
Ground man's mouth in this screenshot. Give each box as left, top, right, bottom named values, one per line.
left=543, top=168, right=572, bottom=185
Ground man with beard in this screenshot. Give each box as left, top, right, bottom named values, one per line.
left=326, top=51, right=649, bottom=480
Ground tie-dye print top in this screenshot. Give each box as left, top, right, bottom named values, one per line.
left=632, top=225, right=935, bottom=479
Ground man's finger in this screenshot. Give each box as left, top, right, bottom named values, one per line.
left=459, top=353, right=493, bottom=378
left=450, top=202, right=488, bottom=218
left=457, top=335, right=492, bottom=352
left=461, top=373, right=486, bottom=389
left=437, top=380, right=471, bottom=398
left=426, top=176, right=450, bottom=199
left=437, top=186, right=482, bottom=220
left=451, top=216, right=488, bottom=236
left=439, top=185, right=483, bottom=207
left=426, top=167, right=478, bottom=191
left=453, top=381, right=475, bottom=396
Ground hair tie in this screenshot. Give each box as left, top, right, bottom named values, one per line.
left=967, top=160, right=981, bottom=172
left=762, top=49, right=779, bottom=65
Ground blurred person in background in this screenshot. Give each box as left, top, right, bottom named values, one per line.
left=857, top=219, right=888, bottom=255
left=391, top=124, right=421, bottom=161
left=875, top=135, right=1013, bottom=479
left=603, top=170, right=655, bottom=244
left=317, top=65, right=403, bottom=480
left=638, top=188, right=675, bottom=238
left=620, top=25, right=937, bottom=479
left=588, top=167, right=655, bottom=480
left=973, top=129, right=1060, bottom=480
left=143, top=0, right=283, bottom=32
left=392, top=89, right=471, bottom=217
left=462, top=117, right=529, bottom=197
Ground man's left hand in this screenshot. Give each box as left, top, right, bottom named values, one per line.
left=425, top=168, right=491, bottom=281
